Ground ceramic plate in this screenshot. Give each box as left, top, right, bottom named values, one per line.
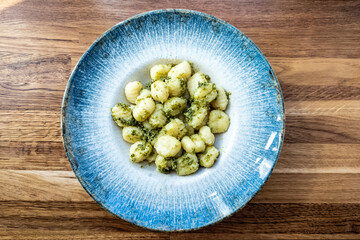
left=61, top=9, right=285, bottom=231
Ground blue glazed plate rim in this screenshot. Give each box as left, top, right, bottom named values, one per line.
left=61, top=9, right=285, bottom=231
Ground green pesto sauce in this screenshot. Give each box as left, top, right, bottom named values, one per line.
left=140, top=125, right=160, bottom=142
left=179, top=78, right=186, bottom=88
left=137, top=143, right=145, bottom=150
left=144, top=82, right=151, bottom=90
left=194, top=99, right=209, bottom=108
left=172, top=102, right=182, bottom=110
left=184, top=107, right=194, bottom=120
left=116, top=103, right=131, bottom=111
left=158, top=157, right=177, bottom=174
left=115, top=117, right=139, bottom=127
left=205, top=153, right=213, bottom=162
left=225, top=90, right=231, bottom=100
left=198, top=82, right=208, bottom=88
left=181, top=155, right=193, bottom=164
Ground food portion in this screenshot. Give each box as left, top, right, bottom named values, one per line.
left=111, top=61, right=230, bottom=176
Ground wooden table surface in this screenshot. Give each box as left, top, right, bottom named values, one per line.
left=1, top=0, right=360, bottom=239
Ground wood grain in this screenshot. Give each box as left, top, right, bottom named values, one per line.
left=1, top=201, right=359, bottom=237
left=1, top=170, right=360, bottom=204
left=170, top=234, right=360, bottom=240
left=0, top=0, right=359, bottom=239
left=0, top=54, right=70, bottom=111
left=0, top=111, right=61, bottom=141
left=1, top=0, right=359, bottom=58
left=275, top=143, right=360, bottom=173
left=0, top=141, right=69, bottom=170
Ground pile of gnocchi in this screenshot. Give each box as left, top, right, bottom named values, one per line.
left=111, top=61, right=230, bottom=176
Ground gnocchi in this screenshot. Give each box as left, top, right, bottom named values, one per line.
left=176, top=153, right=199, bottom=176
left=122, top=126, right=144, bottom=143
left=198, top=146, right=220, bottom=168
left=187, top=72, right=207, bottom=97
left=184, top=100, right=208, bottom=129
left=211, top=86, right=229, bottom=110
left=125, top=81, right=143, bottom=104
left=167, top=77, right=186, bottom=97
left=155, top=155, right=176, bottom=173
left=194, top=82, right=218, bottom=103
left=199, top=126, right=215, bottom=145
left=111, top=61, right=230, bottom=175
left=136, top=89, right=151, bottom=104
left=190, top=134, right=206, bottom=153
left=149, top=104, right=167, bottom=128
left=129, top=141, right=153, bottom=163
left=151, top=80, right=169, bottom=103
left=111, top=103, right=137, bottom=127
left=208, top=110, right=230, bottom=133
left=168, top=61, right=192, bottom=80
left=164, top=97, right=187, bottom=117
left=154, top=135, right=181, bottom=158
left=181, top=136, right=196, bottom=153
left=161, top=118, right=187, bottom=139
left=150, top=64, right=172, bottom=80
left=132, top=97, right=156, bottom=122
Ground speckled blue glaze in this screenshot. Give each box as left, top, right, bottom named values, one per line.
left=62, top=9, right=285, bottom=231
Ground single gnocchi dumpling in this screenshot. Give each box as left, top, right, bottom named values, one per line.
left=166, top=77, right=186, bottom=97
left=136, top=89, right=152, bottom=104
left=151, top=80, right=169, bottom=103
left=154, top=135, right=181, bottom=157
left=133, top=98, right=156, bottom=122
left=125, top=81, right=143, bottom=104
left=181, top=136, right=196, bottom=153
left=155, top=155, right=176, bottom=173
left=184, top=100, right=208, bottom=129
left=194, top=82, right=218, bottom=103
left=211, top=86, right=229, bottom=110
left=111, top=103, right=137, bottom=127
left=190, top=134, right=206, bottom=153
left=198, top=146, right=220, bottom=168
left=164, top=97, right=187, bottom=117
left=199, top=126, right=215, bottom=145
left=129, top=141, right=153, bottom=162
left=168, top=61, right=192, bottom=80
left=187, top=72, right=207, bottom=97
left=162, top=118, right=187, bottom=139
left=149, top=104, right=167, bottom=128
left=150, top=64, right=172, bottom=80
left=122, top=126, right=144, bottom=143
left=176, top=153, right=199, bottom=176
left=208, top=110, right=230, bottom=133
